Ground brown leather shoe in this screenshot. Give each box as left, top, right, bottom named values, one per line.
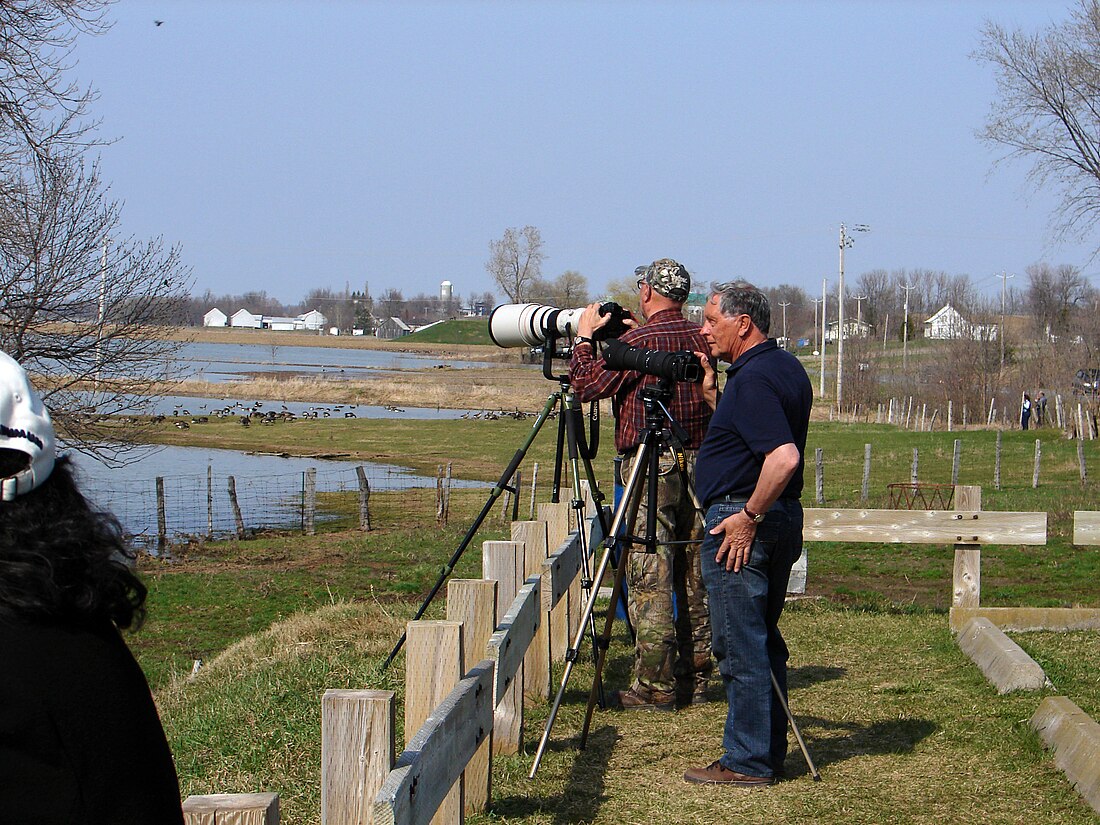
left=610, top=688, right=674, bottom=712
left=683, top=760, right=776, bottom=786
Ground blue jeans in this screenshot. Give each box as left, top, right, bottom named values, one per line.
left=700, top=498, right=803, bottom=778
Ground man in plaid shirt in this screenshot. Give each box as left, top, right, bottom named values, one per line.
left=569, top=258, right=713, bottom=711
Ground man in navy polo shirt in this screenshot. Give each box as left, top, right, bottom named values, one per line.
left=683, top=280, right=812, bottom=787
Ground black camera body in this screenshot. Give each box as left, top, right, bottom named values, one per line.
left=593, top=301, right=632, bottom=341
left=601, top=338, right=703, bottom=384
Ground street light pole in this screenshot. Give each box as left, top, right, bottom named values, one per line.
left=820, top=276, right=827, bottom=398
left=836, top=223, right=869, bottom=414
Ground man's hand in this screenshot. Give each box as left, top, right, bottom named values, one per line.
left=577, top=302, right=638, bottom=339
left=710, top=510, right=757, bottom=572
left=695, top=350, right=718, bottom=410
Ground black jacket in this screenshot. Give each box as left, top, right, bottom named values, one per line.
left=0, top=616, right=183, bottom=824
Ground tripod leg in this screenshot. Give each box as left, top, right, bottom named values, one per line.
left=578, top=439, right=650, bottom=748
left=770, top=669, right=821, bottom=781
left=528, top=439, right=650, bottom=778
left=381, top=390, right=560, bottom=671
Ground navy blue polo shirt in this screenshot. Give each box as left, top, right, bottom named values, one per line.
left=694, top=339, right=813, bottom=508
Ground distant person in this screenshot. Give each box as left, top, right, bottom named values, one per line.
left=1035, top=391, right=1047, bottom=427
left=0, top=352, right=184, bottom=824
left=570, top=258, right=713, bottom=710
left=1021, top=392, right=1032, bottom=430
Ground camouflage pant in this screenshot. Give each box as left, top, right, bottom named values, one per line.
left=619, top=449, right=711, bottom=699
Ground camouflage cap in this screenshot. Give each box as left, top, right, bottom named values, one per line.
left=640, top=258, right=690, bottom=302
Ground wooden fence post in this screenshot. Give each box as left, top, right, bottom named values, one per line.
left=356, top=467, right=372, bottom=531
left=1079, top=439, right=1088, bottom=486
left=156, top=476, right=167, bottom=556
left=539, top=501, right=574, bottom=659
left=207, top=464, right=214, bottom=539
left=861, top=444, right=871, bottom=504
left=321, top=690, right=394, bottom=825
left=1033, top=439, right=1042, bottom=489
left=528, top=462, right=539, bottom=520
left=952, top=439, right=961, bottom=486
left=446, top=579, right=497, bottom=815
left=228, top=475, right=246, bottom=539
left=815, top=447, right=824, bottom=505
left=482, top=540, right=524, bottom=755
left=511, top=521, right=550, bottom=700
left=954, top=485, right=981, bottom=511
left=952, top=543, right=981, bottom=609
left=304, top=467, right=317, bottom=535
left=405, top=621, right=464, bottom=825
left=994, top=431, right=1002, bottom=491
left=183, top=794, right=279, bottom=825
left=948, top=400, right=953, bottom=432
left=911, top=448, right=919, bottom=484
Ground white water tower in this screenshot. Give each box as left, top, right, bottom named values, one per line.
left=440, top=280, right=453, bottom=302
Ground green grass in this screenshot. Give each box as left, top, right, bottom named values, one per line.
left=403, top=317, right=493, bottom=344
left=156, top=599, right=1100, bottom=825
left=125, top=417, right=1100, bottom=822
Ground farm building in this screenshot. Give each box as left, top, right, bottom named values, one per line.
left=203, top=308, right=227, bottom=327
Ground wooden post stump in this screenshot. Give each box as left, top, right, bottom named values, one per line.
left=183, top=793, right=279, bottom=825
left=405, top=621, right=464, bottom=825
left=446, top=579, right=498, bottom=814
left=482, top=540, right=524, bottom=755
left=321, top=689, right=394, bottom=825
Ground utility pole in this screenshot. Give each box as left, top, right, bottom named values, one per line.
left=853, top=294, right=867, bottom=327
left=901, top=282, right=916, bottom=370
left=836, top=223, right=869, bottom=412
left=999, top=270, right=1013, bottom=371
left=820, top=276, right=827, bottom=398
left=778, top=300, right=791, bottom=348
left=811, top=297, right=822, bottom=351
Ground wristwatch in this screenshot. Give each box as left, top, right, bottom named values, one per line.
left=742, top=505, right=766, bottom=524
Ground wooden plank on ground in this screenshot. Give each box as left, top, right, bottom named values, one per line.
left=1073, top=511, right=1100, bottom=546
left=803, top=508, right=1046, bottom=545
left=950, top=606, right=1100, bottom=633
left=373, top=661, right=494, bottom=825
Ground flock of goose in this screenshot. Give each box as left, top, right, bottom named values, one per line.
left=148, top=401, right=544, bottom=428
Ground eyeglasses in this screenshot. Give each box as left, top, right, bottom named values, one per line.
left=636, top=277, right=646, bottom=290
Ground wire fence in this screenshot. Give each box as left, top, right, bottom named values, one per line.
left=86, top=463, right=485, bottom=554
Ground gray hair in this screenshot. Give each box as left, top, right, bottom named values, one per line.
left=710, top=281, right=771, bottom=335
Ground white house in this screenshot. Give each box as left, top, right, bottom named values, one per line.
left=263, top=316, right=298, bottom=331
left=923, top=304, right=997, bottom=341
left=824, top=318, right=872, bottom=342
left=230, top=309, right=263, bottom=328
left=203, top=307, right=227, bottom=327
left=298, top=309, right=326, bottom=330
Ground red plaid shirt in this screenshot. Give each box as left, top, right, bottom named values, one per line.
left=569, top=309, right=712, bottom=453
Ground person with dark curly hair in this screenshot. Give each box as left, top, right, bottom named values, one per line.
left=0, top=351, right=184, bottom=824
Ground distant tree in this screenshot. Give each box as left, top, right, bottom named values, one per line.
left=601, top=276, right=641, bottom=312
left=377, top=288, right=404, bottom=321
left=1025, top=262, right=1093, bottom=338
left=486, top=225, right=545, bottom=303
left=977, top=2, right=1100, bottom=254
left=0, top=0, right=110, bottom=175
left=528, top=269, right=589, bottom=307
left=302, top=287, right=357, bottom=331
left=0, top=157, right=190, bottom=460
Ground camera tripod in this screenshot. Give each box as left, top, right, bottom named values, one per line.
left=531, top=379, right=697, bottom=775
left=530, top=379, right=820, bottom=782
left=381, top=343, right=621, bottom=674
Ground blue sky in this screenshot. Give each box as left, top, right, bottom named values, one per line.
left=71, top=0, right=1093, bottom=305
